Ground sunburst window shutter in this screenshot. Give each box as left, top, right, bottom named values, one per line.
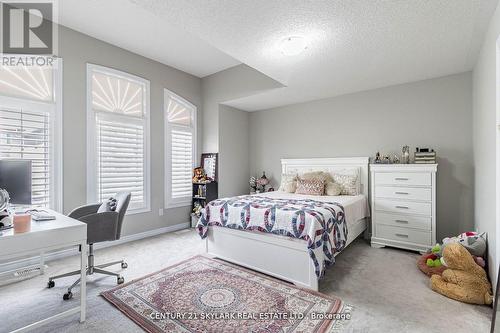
left=0, top=60, right=61, bottom=210
left=88, top=65, right=150, bottom=213
left=165, top=90, right=196, bottom=208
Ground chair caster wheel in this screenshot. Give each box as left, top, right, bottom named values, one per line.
left=47, top=280, right=55, bottom=288
left=121, top=262, right=128, bottom=269
left=117, top=276, right=124, bottom=284
left=63, top=291, right=73, bottom=300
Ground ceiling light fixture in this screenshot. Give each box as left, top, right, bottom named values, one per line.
left=279, top=36, right=307, bottom=56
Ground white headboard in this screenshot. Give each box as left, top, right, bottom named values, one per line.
left=281, top=157, right=370, bottom=197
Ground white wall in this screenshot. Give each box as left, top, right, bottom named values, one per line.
left=473, top=2, right=500, bottom=287
left=59, top=26, right=202, bottom=236
left=249, top=72, right=473, bottom=241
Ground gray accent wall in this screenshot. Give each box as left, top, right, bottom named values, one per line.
left=58, top=26, right=202, bottom=236
left=249, top=72, right=473, bottom=241
left=219, top=105, right=250, bottom=197
left=473, top=2, right=500, bottom=287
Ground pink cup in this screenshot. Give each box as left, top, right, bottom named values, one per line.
left=13, top=214, right=31, bottom=233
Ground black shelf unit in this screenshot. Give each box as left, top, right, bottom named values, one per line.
left=192, top=182, right=218, bottom=210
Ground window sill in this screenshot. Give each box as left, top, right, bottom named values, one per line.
left=165, top=202, right=191, bottom=210
left=126, top=207, right=151, bottom=216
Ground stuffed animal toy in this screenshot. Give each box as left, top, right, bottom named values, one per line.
left=443, top=232, right=486, bottom=257
left=430, top=243, right=492, bottom=305
left=192, top=167, right=207, bottom=183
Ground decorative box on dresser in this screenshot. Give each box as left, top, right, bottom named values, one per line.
left=370, top=164, right=437, bottom=252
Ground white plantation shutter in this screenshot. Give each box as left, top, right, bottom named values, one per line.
left=0, top=60, right=61, bottom=210
left=0, top=108, right=50, bottom=207
left=96, top=114, right=145, bottom=208
left=171, top=129, right=193, bottom=198
left=165, top=90, right=196, bottom=208
left=88, top=65, right=150, bottom=213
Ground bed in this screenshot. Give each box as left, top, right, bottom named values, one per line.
left=198, top=157, right=370, bottom=291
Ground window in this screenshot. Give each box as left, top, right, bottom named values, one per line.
left=0, top=59, right=62, bottom=210
left=165, top=89, right=196, bottom=208
left=87, top=64, right=150, bottom=213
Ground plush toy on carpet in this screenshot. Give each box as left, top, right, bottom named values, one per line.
left=430, top=243, right=492, bottom=305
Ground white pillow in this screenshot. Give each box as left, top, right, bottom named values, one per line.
left=278, top=173, right=298, bottom=193
left=331, top=169, right=360, bottom=195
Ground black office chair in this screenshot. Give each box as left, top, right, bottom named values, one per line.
left=47, top=192, right=131, bottom=300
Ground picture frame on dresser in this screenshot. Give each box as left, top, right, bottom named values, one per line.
left=370, top=163, right=438, bottom=253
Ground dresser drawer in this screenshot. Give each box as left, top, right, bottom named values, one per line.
left=375, top=199, right=431, bottom=216
left=375, top=186, right=432, bottom=201
left=375, top=212, right=431, bottom=231
left=376, top=224, right=431, bottom=245
left=375, top=172, right=431, bottom=186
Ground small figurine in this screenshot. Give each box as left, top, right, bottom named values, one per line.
left=193, top=167, right=208, bottom=183
left=249, top=176, right=257, bottom=193
left=192, top=202, right=203, bottom=217
left=402, top=145, right=410, bottom=164
left=374, top=152, right=381, bottom=164
left=392, top=154, right=400, bottom=164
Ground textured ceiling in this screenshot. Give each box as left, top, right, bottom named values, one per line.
left=131, top=0, right=499, bottom=111
left=62, top=0, right=498, bottom=111
left=59, top=0, right=240, bottom=78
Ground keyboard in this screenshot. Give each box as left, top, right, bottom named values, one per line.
left=29, top=211, right=56, bottom=221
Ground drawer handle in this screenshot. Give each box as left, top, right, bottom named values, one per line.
left=395, top=206, right=409, bottom=209
left=395, top=192, right=409, bottom=195
left=394, top=178, right=409, bottom=181
left=395, top=233, right=409, bottom=238
left=395, top=220, right=409, bottom=224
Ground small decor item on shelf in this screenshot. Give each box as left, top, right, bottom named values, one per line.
left=414, top=147, right=437, bottom=164
left=392, top=154, right=400, bottom=164
left=192, top=202, right=203, bottom=217
left=374, top=152, right=382, bottom=164
left=257, top=172, right=270, bottom=192
left=267, top=187, right=275, bottom=192
left=382, top=155, right=391, bottom=164
left=0, top=188, right=11, bottom=230
left=249, top=176, right=257, bottom=194
left=201, top=153, right=218, bottom=181
left=401, top=145, right=410, bottom=164
left=192, top=167, right=208, bottom=183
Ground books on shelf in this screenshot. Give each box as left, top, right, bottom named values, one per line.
left=414, top=151, right=436, bottom=164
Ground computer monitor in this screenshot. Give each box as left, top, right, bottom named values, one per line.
left=0, top=159, right=32, bottom=205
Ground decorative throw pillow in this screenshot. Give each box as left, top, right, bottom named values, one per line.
left=325, top=181, right=342, bottom=196
left=295, top=178, right=325, bottom=196
left=97, top=197, right=117, bottom=213
left=278, top=173, right=298, bottom=193
left=332, top=173, right=359, bottom=195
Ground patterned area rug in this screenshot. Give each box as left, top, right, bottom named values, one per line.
left=101, top=256, right=351, bottom=333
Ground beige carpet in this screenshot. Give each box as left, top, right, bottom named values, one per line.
left=0, top=229, right=492, bottom=333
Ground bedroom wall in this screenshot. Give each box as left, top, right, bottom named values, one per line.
left=59, top=26, right=202, bottom=236
left=201, top=64, right=283, bottom=153
left=249, top=72, right=473, bottom=241
left=472, top=1, right=500, bottom=287
left=219, top=105, right=250, bottom=197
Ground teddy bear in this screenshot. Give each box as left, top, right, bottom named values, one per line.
left=430, top=243, right=492, bottom=305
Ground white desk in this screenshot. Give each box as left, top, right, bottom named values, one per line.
left=0, top=210, right=87, bottom=332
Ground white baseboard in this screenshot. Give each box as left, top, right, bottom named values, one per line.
left=0, top=222, right=190, bottom=273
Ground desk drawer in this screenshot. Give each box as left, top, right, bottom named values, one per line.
left=375, top=212, right=431, bottom=231
left=375, top=199, right=431, bottom=216
left=376, top=224, right=431, bottom=245
left=375, top=186, right=431, bottom=201
left=375, top=172, right=431, bottom=186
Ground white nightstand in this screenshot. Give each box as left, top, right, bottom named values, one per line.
left=370, top=163, right=437, bottom=252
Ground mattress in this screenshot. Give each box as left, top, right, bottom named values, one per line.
left=254, top=191, right=370, bottom=228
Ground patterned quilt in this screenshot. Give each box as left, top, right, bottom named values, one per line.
left=197, top=195, right=348, bottom=277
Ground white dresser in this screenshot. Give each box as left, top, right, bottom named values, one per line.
left=370, top=164, right=437, bottom=252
